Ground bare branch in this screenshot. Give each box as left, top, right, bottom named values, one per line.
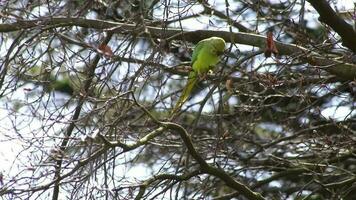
left=307, top=0, right=356, bottom=53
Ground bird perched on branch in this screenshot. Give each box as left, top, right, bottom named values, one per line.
left=171, top=37, right=226, bottom=115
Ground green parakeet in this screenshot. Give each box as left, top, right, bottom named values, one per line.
left=172, top=37, right=226, bottom=114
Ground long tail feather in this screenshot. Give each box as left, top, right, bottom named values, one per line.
left=171, top=72, right=198, bottom=115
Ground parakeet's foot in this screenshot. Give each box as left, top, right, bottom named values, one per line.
left=198, top=70, right=214, bottom=81
left=198, top=74, right=207, bottom=81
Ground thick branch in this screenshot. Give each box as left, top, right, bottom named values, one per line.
left=307, top=0, right=356, bottom=53
left=163, top=122, right=265, bottom=200
left=130, top=92, right=265, bottom=200
left=134, top=171, right=201, bottom=200
left=1, top=17, right=355, bottom=79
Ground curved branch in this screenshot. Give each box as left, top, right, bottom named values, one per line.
left=131, top=92, right=265, bottom=200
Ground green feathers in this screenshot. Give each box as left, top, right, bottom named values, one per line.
left=171, top=71, right=198, bottom=114
left=171, top=37, right=226, bottom=115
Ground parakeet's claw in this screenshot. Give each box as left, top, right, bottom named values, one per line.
left=197, top=70, right=214, bottom=81
left=198, top=73, right=207, bottom=81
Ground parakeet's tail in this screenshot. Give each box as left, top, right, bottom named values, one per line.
left=171, top=72, right=198, bottom=115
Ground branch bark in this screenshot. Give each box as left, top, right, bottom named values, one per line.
left=307, top=0, right=356, bottom=53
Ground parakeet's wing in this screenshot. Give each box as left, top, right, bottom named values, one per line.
left=191, top=40, right=206, bottom=66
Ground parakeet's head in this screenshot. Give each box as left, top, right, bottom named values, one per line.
left=209, top=37, right=226, bottom=56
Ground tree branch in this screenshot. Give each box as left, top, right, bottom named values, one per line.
left=1, top=17, right=355, bottom=80
left=307, top=0, right=356, bottom=53
left=134, top=171, right=201, bottom=200
left=130, top=92, right=265, bottom=200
